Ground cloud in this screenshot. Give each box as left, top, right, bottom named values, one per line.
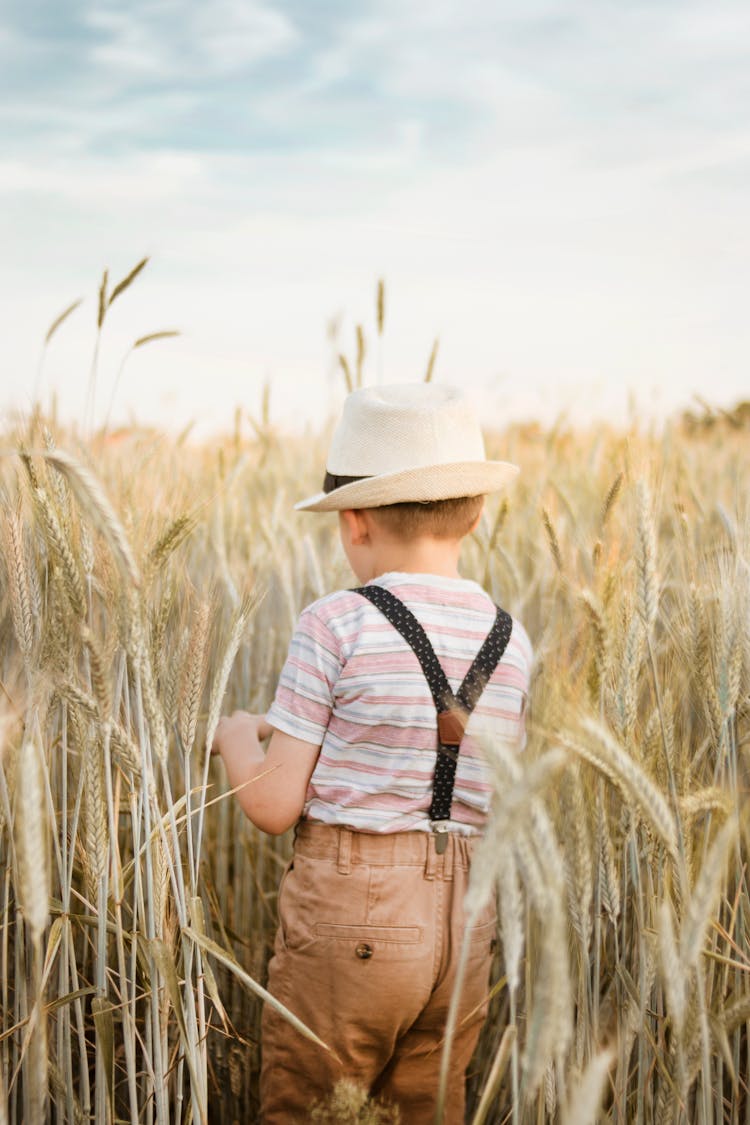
left=85, top=0, right=298, bottom=79
left=0, top=150, right=207, bottom=206
left=3, top=0, right=750, bottom=174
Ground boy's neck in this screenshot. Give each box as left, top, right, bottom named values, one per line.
left=339, top=508, right=475, bottom=584
left=366, top=536, right=464, bottom=581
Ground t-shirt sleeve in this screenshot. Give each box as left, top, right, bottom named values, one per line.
left=266, top=605, right=344, bottom=746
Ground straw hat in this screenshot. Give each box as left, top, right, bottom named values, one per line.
left=295, top=383, right=519, bottom=512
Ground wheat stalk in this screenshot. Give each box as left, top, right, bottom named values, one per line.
left=541, top=509, right=563, bottom=573
left=635, top=481, right=658, bottom=631
left=601, top=471, right=623, bottom=527
left=681, top=816, right=737, bottom=969
left=41, top=449, right=140, bottom=588
left=14, top=737, right=49, bottom=944
left=595, top=793, right=620, bottom=924
left=560, top=765, right=593, bottom=954
left=497, top=852, right=524, bottom=996
left=81, top=626, right=112, bottom=719
left=204, top=594, right=256, bottom=758
left=657, top=898, right=687, bottom=1037
left=82, top=734, right=108, bottom=894
left=569, top=718, right=679, bottom=859
left=178, top=601, right=211, bottom=755
left=33, top=485, right=86, bottom=618
left=562, top=1047, right=614, bottom=1125
left=2, top=510, right=35, bottom=663
left=147, top=514, right=197, bottom=576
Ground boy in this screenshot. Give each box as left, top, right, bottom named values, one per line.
left=213, top=383, right=532, bottom=1123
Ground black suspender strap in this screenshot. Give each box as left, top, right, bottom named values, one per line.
left=353, top=585, right=513, bottom=840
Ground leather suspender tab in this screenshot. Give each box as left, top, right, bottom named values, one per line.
left=437, top=709, right=466, bottom=746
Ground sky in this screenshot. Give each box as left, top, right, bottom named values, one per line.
left=1, top=0, right=749, bottom=437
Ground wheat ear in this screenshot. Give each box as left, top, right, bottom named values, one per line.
left=41, top=449, right=140, bottom=588
left=14, top=738, right=49, bottom=944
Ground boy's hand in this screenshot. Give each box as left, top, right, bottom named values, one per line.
left=211, top=711, right=273, bottom=758
left=211, top=712, right=321, bottom=834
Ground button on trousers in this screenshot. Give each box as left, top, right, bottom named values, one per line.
left=260, top=823, right=496, bottom=1124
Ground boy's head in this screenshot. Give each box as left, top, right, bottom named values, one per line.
left=295, top=383, right=519, bottom=517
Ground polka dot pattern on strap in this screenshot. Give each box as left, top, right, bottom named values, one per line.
left=353, top=585, right=513, bottom=822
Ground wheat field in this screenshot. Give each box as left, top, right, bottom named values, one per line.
left=0, top=377, right=748, bottom=1122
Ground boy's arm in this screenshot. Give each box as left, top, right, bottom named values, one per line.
left=212, top=711, right=320, bottom=835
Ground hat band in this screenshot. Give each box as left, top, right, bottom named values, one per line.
left=323, top=471, right=371, bottom=494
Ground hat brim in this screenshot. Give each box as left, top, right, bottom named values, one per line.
left=295, top=460, right=520, bottom=512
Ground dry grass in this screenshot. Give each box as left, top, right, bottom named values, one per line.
left=0, top=397, right=748, bottom=1124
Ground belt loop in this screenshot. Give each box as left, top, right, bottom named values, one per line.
left=424, top=836, right=437, bottom=880
left=337, top=827, right=353, bottom=875
left=444, top=834, right=454, bottom=881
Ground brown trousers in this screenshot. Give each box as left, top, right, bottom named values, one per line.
left=260, top=823, right=496, bottom=1124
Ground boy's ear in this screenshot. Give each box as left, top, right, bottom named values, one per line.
left=468, top=499, right=485, bottom=535
left=340, top=508, right=370, bottom=545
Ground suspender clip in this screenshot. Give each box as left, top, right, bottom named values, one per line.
left=432, top=820, right=451, bottom=854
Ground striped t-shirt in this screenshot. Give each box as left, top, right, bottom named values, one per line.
left=266, top=572, right=533, bottom=835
